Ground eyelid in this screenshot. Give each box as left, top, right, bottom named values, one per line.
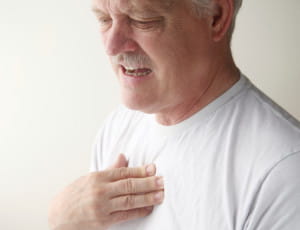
left=98, top=15, right=111, bottom=22
left=97, top=16, right=112, bottom=32
left=100, top=19, right=112, bottom=24
left=131, top=16, right=164, bottom=22
left=97, top=16, right=112, bottom=28
left=131, top=16, right=163, bottom=26
left=130, top=19, right=163, bottom=30
left=133, top=19, right=157, bottom=24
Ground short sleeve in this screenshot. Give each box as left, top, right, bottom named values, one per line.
left=245, top=152, right=300, bottom=230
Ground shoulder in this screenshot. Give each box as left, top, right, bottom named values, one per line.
left=213, top=78, right=300, bottom=188
left=220, top=79, right=300, bottom=155
left=215, top=80, right=300, bottom=228
left=245, top=151, right=300, bottom=230
left=246, top=83, right=300, bottom=151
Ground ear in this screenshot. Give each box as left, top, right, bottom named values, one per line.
left=210, top=0, right=234, bottom=42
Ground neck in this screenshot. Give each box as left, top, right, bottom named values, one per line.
left=155, top=54, right=240, bottom=125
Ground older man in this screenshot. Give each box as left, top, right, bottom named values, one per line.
left=49, top=0, right=300, bottom=229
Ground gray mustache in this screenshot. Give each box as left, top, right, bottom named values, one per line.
left=111, top=52, right=152, bottom=68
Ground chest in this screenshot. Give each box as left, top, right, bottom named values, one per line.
left=106, top=137, right=235, bottom=229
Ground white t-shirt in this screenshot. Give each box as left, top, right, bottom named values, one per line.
left=90, top=74, right=300, bottom=230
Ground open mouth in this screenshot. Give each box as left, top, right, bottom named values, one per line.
left=121, top=65, right=152, bottom=77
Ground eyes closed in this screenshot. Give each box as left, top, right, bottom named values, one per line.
left=97, top=16, right=164, bottom=31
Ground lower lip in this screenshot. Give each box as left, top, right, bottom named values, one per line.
left=119, top=66, right=153, bottom=85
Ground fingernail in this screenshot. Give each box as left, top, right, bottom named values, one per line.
left=154, top=191, right=164, bottom=201
left=146, top=164, right=155, bottom=176
left=156, top=177, right=164, bottom=188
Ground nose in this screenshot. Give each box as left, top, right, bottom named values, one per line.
left=103, top=22, right=138, bottom=56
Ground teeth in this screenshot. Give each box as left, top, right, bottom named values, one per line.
left=123, top=66, right=152, bottom=77
left=125, top=67, right=135, bottom=71
left=125, top=69, right=152, bottom=77
left=123, top=66, right=146, bottom=71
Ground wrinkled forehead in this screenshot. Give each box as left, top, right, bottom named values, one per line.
left=92, top=0, right=176, bottom=15
left=130, top=0, right=176, bottom=11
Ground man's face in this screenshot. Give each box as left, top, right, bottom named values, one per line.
left=93, top=0, right=215, bottom=114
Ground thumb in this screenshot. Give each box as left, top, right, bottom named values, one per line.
left=109, top=153, right=128, bottom=169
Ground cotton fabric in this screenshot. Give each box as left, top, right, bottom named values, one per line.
left=90, top=74, right=300, bottom=230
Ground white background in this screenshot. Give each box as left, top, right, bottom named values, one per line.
left=0, top=0, right=299, bottom=229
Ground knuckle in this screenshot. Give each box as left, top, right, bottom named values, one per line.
left=124, top=195, right=135, bottom=209
left=96, top=170, right=106, bottom=179
left=86, top=172, right=101, bottom=187
left=105, top=169, right=115, bottom=180
left=86, top=181, right=107, bottom=197
left=96, top=186, right=107, bottom=197
left=124, top=178, right=135, bottom=193
left=118, top=167, right=129, bottom=178
left=88, top=203, right=101, bottom=219
left=89, top=197, right=109, bottom=218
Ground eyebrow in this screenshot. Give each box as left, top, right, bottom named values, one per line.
left=91, top=7, right=106, bottom=16
left=129, top=8, right=161, bottom=18
left=91, top=0, right=176, bottom=17
left=91, top=7, right=161, bottom=20
left=130, top=0, right=175, bottom=14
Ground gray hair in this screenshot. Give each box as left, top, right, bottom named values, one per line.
left=191, top=0, right=243, bottom=38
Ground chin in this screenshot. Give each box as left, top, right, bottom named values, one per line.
left=121, top=93, right=157, bottom=114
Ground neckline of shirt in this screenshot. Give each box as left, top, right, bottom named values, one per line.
left=146, top=73, right=251, bottom=137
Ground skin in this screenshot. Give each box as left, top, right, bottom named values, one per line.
left=49, top=154, right=164, bottom=230
left=48, top=0, right=239, bottom=229
left=93, top=0, right=240, bottom=125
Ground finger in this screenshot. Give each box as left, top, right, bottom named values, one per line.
left=108, top=154, right=128, bottom=169
left=110, top=191, right=164, bottom=212
left=110, top=206, right=154, bottom=225
left=105, top=164, right=156, bottom=182
left=109, top=176, right=164, bottom=197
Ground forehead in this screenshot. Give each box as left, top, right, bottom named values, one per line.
left=92, top=0, right=176, bottom=15
left=129, top=0, right=175, bottom=11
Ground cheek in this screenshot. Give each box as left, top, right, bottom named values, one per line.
left=133, top=31, right=197, bottom=84
left=137, top=36, right=182, bottom=66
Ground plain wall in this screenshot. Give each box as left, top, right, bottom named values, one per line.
left=0, top=0, right=299, bottom=229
